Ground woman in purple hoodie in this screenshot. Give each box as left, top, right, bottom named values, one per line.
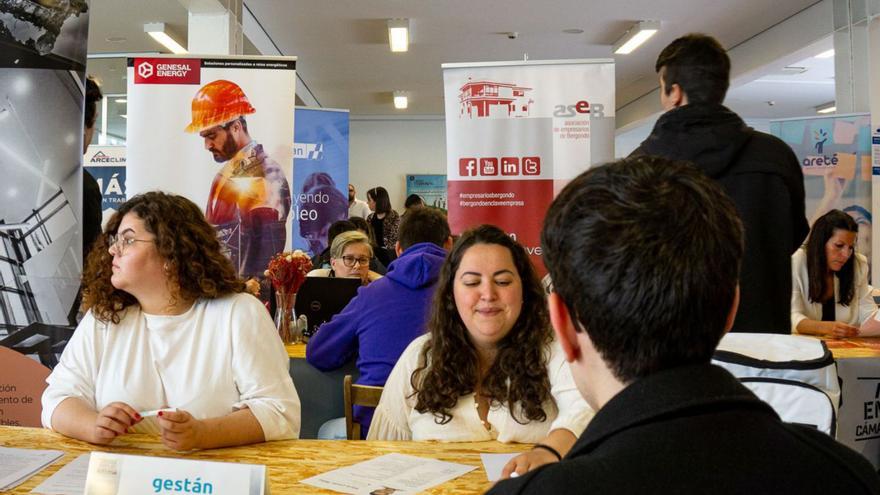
left=306, top=207, right=452, bottom=437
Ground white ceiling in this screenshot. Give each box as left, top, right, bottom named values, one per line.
left=85, top=0, right=832, bottom=118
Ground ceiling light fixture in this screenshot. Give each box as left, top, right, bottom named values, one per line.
left=388, top=19, right=410, bottom=52
left=816, top=102, right=836, bottom=114
left=115, top=98, right=127, bottom=103
left=393, top=91, right=408, bottom=109
left=613, top=20, right=660, bottom=55
left=144, top=22, right=188, bottom=54
left=815, top=49, right=835, bottom=59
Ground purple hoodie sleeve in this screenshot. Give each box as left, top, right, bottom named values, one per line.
left=305, top=292, right=363, bottom=371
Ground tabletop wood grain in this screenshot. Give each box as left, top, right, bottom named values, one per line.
left=0, top=426, right=528, bottom=494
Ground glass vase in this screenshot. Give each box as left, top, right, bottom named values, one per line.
left=274, top=291, right=301, bottom=344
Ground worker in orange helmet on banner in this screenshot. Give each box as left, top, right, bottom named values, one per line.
left=185, top=79, right=291, bottom=279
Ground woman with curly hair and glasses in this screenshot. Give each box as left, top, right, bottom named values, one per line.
left=41, top=192, right=301, bottom=450
left=367, top=225, right=593, bottom=477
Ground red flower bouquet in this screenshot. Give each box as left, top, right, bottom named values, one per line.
left=264, top=250, right=313, bottom=294
left=264, top=250, right=313, bottom=344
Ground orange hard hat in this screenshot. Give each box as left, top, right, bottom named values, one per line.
left=184, top=79, right=256, bottom=133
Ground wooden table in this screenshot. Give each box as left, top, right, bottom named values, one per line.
left=813, top=336, right=880, bottom=468
left=0, top=426, right=527, bottom=493
left=820, top=336, right=880, bottom=359
left=286, top=343, right=307, bottom=359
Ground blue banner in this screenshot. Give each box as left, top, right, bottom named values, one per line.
left=292, top=108, right=350, bottom=257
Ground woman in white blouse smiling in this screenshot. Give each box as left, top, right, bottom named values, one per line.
left=367, top=225, right=593, bottom=477
left=42, top=191, right=300, bottom=450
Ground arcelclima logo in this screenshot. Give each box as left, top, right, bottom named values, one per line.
left=458, top=78, right=533, bottom=119
left=90, top=151, right=125, bottom=163
left=459, top=156, right=540, bottom=177
left=137, top=61, right=154, bottom=79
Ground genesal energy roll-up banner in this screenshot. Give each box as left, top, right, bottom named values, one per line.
left=292, top=107, right=350, bottom=258
left=127, top=55, right=296, bottom=287
left=443, top=59, right=615, bottom=272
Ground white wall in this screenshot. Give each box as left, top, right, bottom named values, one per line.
left=348, top=116, right=775, bottom=207
left=349, top=117, right=446, bottom=211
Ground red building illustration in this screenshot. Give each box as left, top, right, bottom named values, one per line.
left=459, top=79, right=533, bottom=118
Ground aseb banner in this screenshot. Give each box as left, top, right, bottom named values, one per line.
left=126, top=55, right=297, bottom=284
left=442, top=59, right=615, bottom=272
left=771, top=114, right=872, bottom=275
left=292, top=107, right=350, bottom=257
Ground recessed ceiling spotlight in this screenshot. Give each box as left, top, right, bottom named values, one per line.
left=393, top=91, right=408, bottom=109
left=562, top=28, right=584, bottom=34
left=388, top=19, right=410, bottom=52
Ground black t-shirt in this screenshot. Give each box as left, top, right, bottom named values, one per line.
left=371, top=215, right=385, bottom=248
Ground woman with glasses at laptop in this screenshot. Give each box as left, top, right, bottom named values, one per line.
left=307, top=230, right=382, bottom=285
left=368, top=225, right=593, bottom=477
left=41, top=192, right=301, bottom=450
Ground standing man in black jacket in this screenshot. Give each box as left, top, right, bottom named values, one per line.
left=633, top=33, right=809, bottom=334
left=488, top=155, right=879, bottom=494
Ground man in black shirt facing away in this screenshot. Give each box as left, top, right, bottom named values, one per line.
left=632, top=33, right=809, bottom=333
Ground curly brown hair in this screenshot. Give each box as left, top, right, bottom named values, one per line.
left=82, top=191, right=245, bottom=323
left=412, top=224, right=554, bottom=425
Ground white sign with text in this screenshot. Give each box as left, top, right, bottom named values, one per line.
left=84, top=452, right=266, bottom=495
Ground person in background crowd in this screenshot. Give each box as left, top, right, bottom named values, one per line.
left=791, top=209, right=878, bottom=337
left=402, top=194, right=424, bottom=220
left=369, top=225, right=593, bottom=478
left=307, top=230, right=382, bottom=285
left=43, top=191, right=301, bottom=450
left=307, top=207, right=453, bottom=437
left=366, top=186, right=401, bottom=250
left=82, top=76, right=103, bottom=257
left=489, top=155, right=879, bottom=494
left=310, top=219, right=357, bottom=270
left=349, top=183, right=372, bottom=219
left=70, top=76, right=104, bottom=324
left=632, top=33, right=808, bottom=334
left=349, top=216, right=388, bottom=275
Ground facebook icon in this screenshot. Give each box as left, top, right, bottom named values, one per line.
left=459, top=158, right=478, bottom=176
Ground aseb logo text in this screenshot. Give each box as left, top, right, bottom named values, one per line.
left=459, top=157, right=540, bottom=176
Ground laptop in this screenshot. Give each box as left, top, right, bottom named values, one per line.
left=294, top=277, right=362, bottom=338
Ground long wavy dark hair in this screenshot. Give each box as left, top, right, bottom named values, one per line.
left=807, top=209, right=859, bottom=305
left=82, top=191, right=245, bottom=323
left=412, top=225, right=554, bottom=425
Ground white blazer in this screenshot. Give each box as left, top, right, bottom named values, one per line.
left=791, top=248, right=877, bottom=333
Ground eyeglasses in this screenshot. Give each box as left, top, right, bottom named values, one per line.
left=341, top=255, right=371, bottom=267
left=108, top=234, right=155, bottom=255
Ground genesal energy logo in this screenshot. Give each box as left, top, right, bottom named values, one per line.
left=134, top=58, right=201, bottom=84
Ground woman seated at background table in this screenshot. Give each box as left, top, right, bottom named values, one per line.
left=367, top=225, right=593, bottom=476
left=307, top=230, right=382, bottom=284
left=792, top=209, right=879, bottom=337
left=41, top=192, right=301, bottom=450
